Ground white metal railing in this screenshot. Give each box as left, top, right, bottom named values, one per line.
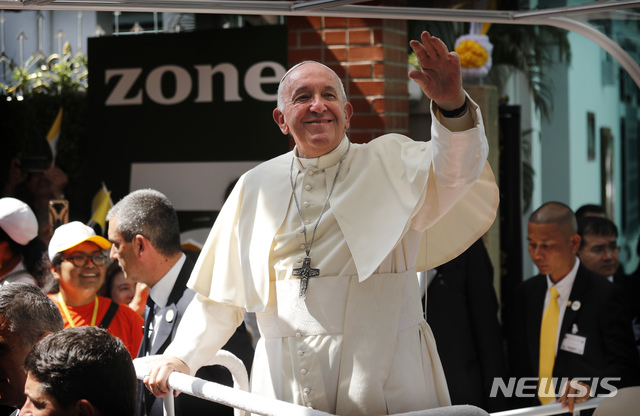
left=490, top=398, right=604, bottom=416
left=133, top=352, right=606, bottom=416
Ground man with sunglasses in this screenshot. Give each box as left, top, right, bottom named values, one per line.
left=47, top=221, right=143, bottom=357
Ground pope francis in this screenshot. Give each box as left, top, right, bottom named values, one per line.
left=142, top=31, right=500, bottom=415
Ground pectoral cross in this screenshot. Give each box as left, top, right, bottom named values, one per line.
left=292, top=256, right=319, bottom=298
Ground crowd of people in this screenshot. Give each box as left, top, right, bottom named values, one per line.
left=0, top=29, right=639, bottom=416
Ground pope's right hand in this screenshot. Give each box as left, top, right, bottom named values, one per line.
left=142, top=356, right=190, bottom=398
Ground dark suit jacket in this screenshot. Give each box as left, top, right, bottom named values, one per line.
left=510, top=262, right=640, bottom=408
left=627, top=268, right=640, bottom=351
left=612, top=267, right=640, bottom=333
left=138, top=257, right=255, bottom=416
left=425, top=238, right=509, bottom=412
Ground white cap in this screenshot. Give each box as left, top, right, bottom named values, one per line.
left=0, top=197, right=38, bottom=246
left=48, top=221, right=111, bottom=261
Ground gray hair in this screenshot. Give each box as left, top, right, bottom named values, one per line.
left=276, top=61, right=348, bottom=112
left=106, top=189, right=181, bottom=257
left=0, top=283, right=64, bottom=348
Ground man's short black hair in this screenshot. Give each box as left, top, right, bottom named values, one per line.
left=577, top=216, right=618, bottom=250
left=575, top=204, right=605, bottom=221
left=529, top=201, right=577, bottom=235
left=24, top=327, right=137, bottom=415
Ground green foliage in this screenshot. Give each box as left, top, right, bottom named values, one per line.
left=486, top=24, right=571, bottom=123
left=2, top=41, right=88, bottom=98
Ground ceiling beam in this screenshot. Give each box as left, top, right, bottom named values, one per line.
left=290, top=0, right=368, bottom=12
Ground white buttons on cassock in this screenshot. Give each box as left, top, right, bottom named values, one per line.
left=307, top=170, right=314, bottom=176
left=296, top=332, right=302, bottom=338
left=297, top=349, right=304, bottom=356
left=296, top=258, right=303, bottom=264
left=303, top=388, right=310, bottom=394
left=303, top=201, right=310, bottom=208
left=299, top=244, right=305, bottom=250
left=305, top=185, right=312, bottom=191
left=301, top=369, right=308, bottom=375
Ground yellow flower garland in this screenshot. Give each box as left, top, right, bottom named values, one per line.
left=455, top=39, right=489, bottom=68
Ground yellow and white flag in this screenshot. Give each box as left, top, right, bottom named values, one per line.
left=46, top=107, right=63, bottom=164
left=87, top=183, right=113, bottom=233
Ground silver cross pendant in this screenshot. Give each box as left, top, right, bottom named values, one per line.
left=292, top=256, right=320, bottom=298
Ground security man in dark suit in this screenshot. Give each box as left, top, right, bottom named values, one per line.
left=510, top=201, right=640, bottom=413
left=577, top=216, right=640, bottom=360
left=425, top=238, right=509, bottom=412
left=107, top=189, right=254, bottom=416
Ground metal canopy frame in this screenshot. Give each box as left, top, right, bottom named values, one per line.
left=2, top=0, right=640, bottom=88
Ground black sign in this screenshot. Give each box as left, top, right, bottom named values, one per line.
left=87, top=25, right=289, bottom=202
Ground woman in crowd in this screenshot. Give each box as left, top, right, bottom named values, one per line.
left=48, top=221, right=143, bottom=356
left=99, top=261, right=148, bottom=316
left=0, top=197, right=52, bottom=290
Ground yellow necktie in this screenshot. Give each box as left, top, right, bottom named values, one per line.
left=539, top=285, right=560, bottom=405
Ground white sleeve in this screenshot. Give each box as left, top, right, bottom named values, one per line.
left=411, top=95, right=489, bottom=231
left=164, top=293, right=245, bottom=375
left=430, top=95, right=488, bottom=188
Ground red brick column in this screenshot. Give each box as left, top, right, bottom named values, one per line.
left=287, top=17, right=409, bottom=144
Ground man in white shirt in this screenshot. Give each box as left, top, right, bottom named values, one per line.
left=106, top=189, right=253, bottom=416
left=142, top=31, right=499, bottom=415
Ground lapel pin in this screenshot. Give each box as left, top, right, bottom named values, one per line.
left=571, top=300, right=581, bottom=311
left=567, top=301, right=572, bottom=307
left=165, top=309, right=175, bottom=323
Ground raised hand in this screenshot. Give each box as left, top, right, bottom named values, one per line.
left=408, top=31, right=466, bottom=111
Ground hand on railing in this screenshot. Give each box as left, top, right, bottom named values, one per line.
left=558, top=379, right=592, bottom=414
left=135, top=351, right=252, bottom=416
left=136, top=355, right=189, bottom=399
left=137, top=351, right=610, bottom=416
left=134, top=351, right=332, bottom=416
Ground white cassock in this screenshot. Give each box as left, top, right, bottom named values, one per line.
left=165, top=96, right=500, bottom=415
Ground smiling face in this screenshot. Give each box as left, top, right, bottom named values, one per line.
left=52, top=241, right=106, bottom=307
left=528, top=222, right=581, bottom=283
left=273, top=62, right=353, bottom=158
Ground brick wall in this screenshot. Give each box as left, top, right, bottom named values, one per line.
left=287, top=16, right=409, bottom=144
